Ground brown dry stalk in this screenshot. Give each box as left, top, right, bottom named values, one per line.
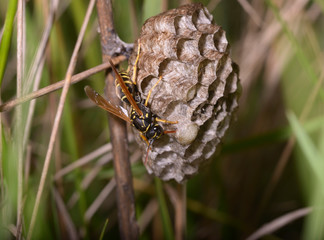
left=0, top=55, right=126, bottom=112
left=96, top=0, right=139, bottom=239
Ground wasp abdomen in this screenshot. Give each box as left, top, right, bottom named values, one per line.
left=115, top=71, right=139, bottom=104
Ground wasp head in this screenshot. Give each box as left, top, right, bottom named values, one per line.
left=146, top=124, right=163, bottom=141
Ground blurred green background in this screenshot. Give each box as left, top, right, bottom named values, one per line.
left=1, top=0, right=324, bottom=239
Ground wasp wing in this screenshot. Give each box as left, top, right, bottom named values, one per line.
left=108, top=59, right=143, bottom=116
left=84, top=86, right=131, bottom=123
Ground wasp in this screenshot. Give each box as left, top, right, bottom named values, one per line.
left=85, top=43, right=177, bottom=164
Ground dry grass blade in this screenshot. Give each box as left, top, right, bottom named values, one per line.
left=237, top=0, right=262, bottom=27
left=52, top=188, right=79, bottom=240
left=67, top=153, right=113, bottom=208
left=138, top=199, right=159, bottom=234
left=67, top=148, right=139, bottom=209
left=23, top=56, right=45, bottom=148
left=54, top=143, right=112, bottom=180
left=247, top=207, right=312, bottom=240
left=16, top=0, right=25, bottom=238
left=23, top=0, right=59, bottom=150
left=26, top=0, right=97, bottom=239
left=239, top=0, right=308, bottom=104
left=85, top=178, right=116, bottom=222
left=0, top=56, right=126, bottom=112
left=80, top=148, right=141, bottom=221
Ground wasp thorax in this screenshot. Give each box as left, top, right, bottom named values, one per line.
left=129, top=3, right=241, bottom=183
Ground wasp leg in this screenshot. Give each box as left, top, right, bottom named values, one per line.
left=145, top=75, right=178, bottom=124
left=164, top=130, right=176, bottom=134
left=131, top=40, right=141, bottom=85
left=140, top=132, right=149, bottom=145
left=145, top=75, right=163, bottom=106
left=145, top=140, right=154, bottom=165
left=156, top=118, right=178, bottom=124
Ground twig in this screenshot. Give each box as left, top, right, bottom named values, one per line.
left=96, top=0, right=139, bottom=239
left=26, top=0, right=96, bottom=239
left=0, top=55, right=126, bottom=112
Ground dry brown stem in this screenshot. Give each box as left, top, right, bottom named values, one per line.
left=96, top=0, right=139, bottom=239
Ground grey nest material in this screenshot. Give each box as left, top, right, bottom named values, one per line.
left=128, top=3, right=241, bottom=183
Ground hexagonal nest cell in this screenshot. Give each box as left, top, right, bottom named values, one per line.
left=128, top=3, right=241, bottom=183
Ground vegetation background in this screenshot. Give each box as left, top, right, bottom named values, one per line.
left=0, top=0, right=323, bottom=239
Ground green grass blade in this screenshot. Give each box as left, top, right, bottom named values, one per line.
left=287, top=111, right=324, bottom=239
left=142, top=0, right=162, bottom=22
left=0, top=0, right=18, bottom=85
left=99, top=218, right=109, bottom=240
left=287, top=111, right=324, bottom=183
left=155, top=178, right=174, bottom=240
left=303, top=189, right=324, bottom=240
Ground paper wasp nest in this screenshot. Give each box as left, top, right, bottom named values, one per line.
left=128, top=3, right=240, bottom=182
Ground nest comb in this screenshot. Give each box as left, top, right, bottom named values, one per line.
left=128, top=3, right=241, bottom=183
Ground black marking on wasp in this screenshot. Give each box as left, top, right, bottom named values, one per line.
left=85, top=43, right=177, bottom=164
